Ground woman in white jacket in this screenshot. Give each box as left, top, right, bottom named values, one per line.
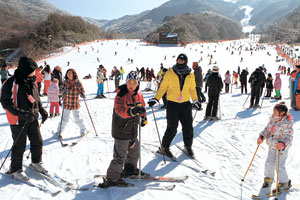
left=257, top=102, right=293, bottom=191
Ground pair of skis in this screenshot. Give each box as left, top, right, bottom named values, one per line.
left=153, top=145, right=216, bottom=177
left=94, top=174, right=185, bottom=190
left=54, top=131, right=89, bottom=147
left=1, top=166, right=88, bottom=196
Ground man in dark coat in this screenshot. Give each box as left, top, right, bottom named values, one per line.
left=240, top=69, right=249, bottom=94
left=205, top=66, right=223, bottom=120
left=248, top=67, right=266, bottom=108
left=1, top=57, right=48, bottom=180
left=192, top=62, right=206, bottom=104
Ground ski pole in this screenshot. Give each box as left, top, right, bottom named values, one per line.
left=151, top=107, right=166, bottom=164
left=83, top=98, right=98, bottom=136
left=138, top=107, right=142, bottom=181
left=0, top=122, right=28, bottom=171
left=260, top=89, right=267, bottom=109
left=192, top=110, right=198, bottom=122
left=275, top=150, right=281, bottom=200
left=243, top=93, right=250, bottom=108
left=241, top=144, right=260, bottom=182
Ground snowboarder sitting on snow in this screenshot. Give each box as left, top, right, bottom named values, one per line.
left=148, top=53, right=200, bottom=159
left=56, top=69, right=87, bottom=137
left=257, top=102, right=293, bottom=192
left=99, top=71, right=149, bottom=188
left=0, top=57, right=49, bottom=180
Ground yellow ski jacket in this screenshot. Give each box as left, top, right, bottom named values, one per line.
left=155, top=68, right=197, bottom=103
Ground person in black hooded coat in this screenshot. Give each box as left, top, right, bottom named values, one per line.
left=1, top=57, right=48, bottom=177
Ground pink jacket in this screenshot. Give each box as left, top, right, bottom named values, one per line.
left=274, top=73, right=281, bottom=90
left=47, top=81, right=59, bottom=102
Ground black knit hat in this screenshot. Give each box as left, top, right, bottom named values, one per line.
left=18, top=57, right=38, bottom=78
left=296, top=65, right=300, bottom=69
left=177, top=53, right=188, bottom=64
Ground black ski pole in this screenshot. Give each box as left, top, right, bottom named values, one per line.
left=0, top=122, right=28, bottom=171
left=83, top=98, right=98, bottom=136
left=243, top=93, right=250, bottom=108
left=151, top=107, right=166, bottom=164
left=260, top=89, right=267, bottom=109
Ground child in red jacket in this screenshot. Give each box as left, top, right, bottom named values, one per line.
left=98, top=71, right=149, bottom=188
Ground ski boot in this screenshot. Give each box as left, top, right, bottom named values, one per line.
left=98, top=177, right=133, bottom=188
left=30, top=162, right=48, bottom=174
left=6, top=169, right=28, bottom=181
left=121, top=163, right=150, bottom=178
left=157, top=146, right=176, bottom=161
left=183, top=146, right=195, bottom=159
left=272, top=180, right=292, bottom=193
left=262, top=177, right=273, bottom=188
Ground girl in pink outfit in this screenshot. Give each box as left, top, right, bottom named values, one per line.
left=274, top=73, right=282, bottom=99
left=48, top=78, right=60, bottom=117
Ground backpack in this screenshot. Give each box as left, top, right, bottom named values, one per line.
left=250, top=72, right=259, bottom=85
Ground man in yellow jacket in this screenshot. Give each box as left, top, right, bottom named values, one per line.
left=148, top=53, right=201, bottom=159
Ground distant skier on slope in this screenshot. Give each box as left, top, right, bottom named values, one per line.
left=0, top=57, right=49, bottom=180
left=99, top=71, right=149, bottom=188
left=256, top=102, right=293, bottom=192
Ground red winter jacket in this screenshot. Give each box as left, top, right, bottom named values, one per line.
left=112, top=84, right=145, bottom=140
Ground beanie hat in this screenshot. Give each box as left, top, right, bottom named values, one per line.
left=177, top=53, right=188, bottom=64
left=212, top=66, right=219, bottom=73
left=18, top=57, right=38, bottom=78
left=296, top=65, right=300, bottom=69
left=126, top=71, right=139, bottom=82
left=192, top=62, right=198, bottom=70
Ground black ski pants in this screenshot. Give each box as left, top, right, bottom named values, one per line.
left=10, top=119, right=43, bottom=173
left=162, top=101, right=194, bottom=148
left=205, top=93, right=220, bottom=117
left=241, top=82, right=247, bottom=94
left=250, top=85, right=261, bottom=106
left=225, top=83, right=230, bottom=93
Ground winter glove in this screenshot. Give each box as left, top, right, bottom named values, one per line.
left=200, top=96, right=206, bottom=103
left=148, top=98, right=158, bottom=107
left=192, top=100, right=202, bottom=110
left=141, top=116, right=148, bottom=127
left=39, top=108, right=48, bottom=124
left=18, top=110, right=38, bottom=123
left=257, top=135, right=264, bottom=145
left=130, top=106, right=146, bottom=116
left=80, top=93, right=86, bottom=99
left=275, top=142, right=285, bottom=151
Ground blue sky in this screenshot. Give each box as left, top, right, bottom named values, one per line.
left=48, top=0, right=169, bottom=20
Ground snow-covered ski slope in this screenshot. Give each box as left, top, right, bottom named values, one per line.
left=0, top=38, right=299, bottom=200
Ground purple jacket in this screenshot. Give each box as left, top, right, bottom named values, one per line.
left=274, top=73, right=281, bottom=90
left=47, top=81, right=59, bottom=102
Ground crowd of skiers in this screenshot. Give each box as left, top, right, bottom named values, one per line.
left=0, top=47, right=297, bottom=190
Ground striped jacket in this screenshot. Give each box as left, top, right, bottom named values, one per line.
left=62, top=79, right=85, bottom=110
left=259, top=113, right=293, bottom=150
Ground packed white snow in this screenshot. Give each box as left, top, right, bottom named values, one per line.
left=0, top=38, right=299, bottom=200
